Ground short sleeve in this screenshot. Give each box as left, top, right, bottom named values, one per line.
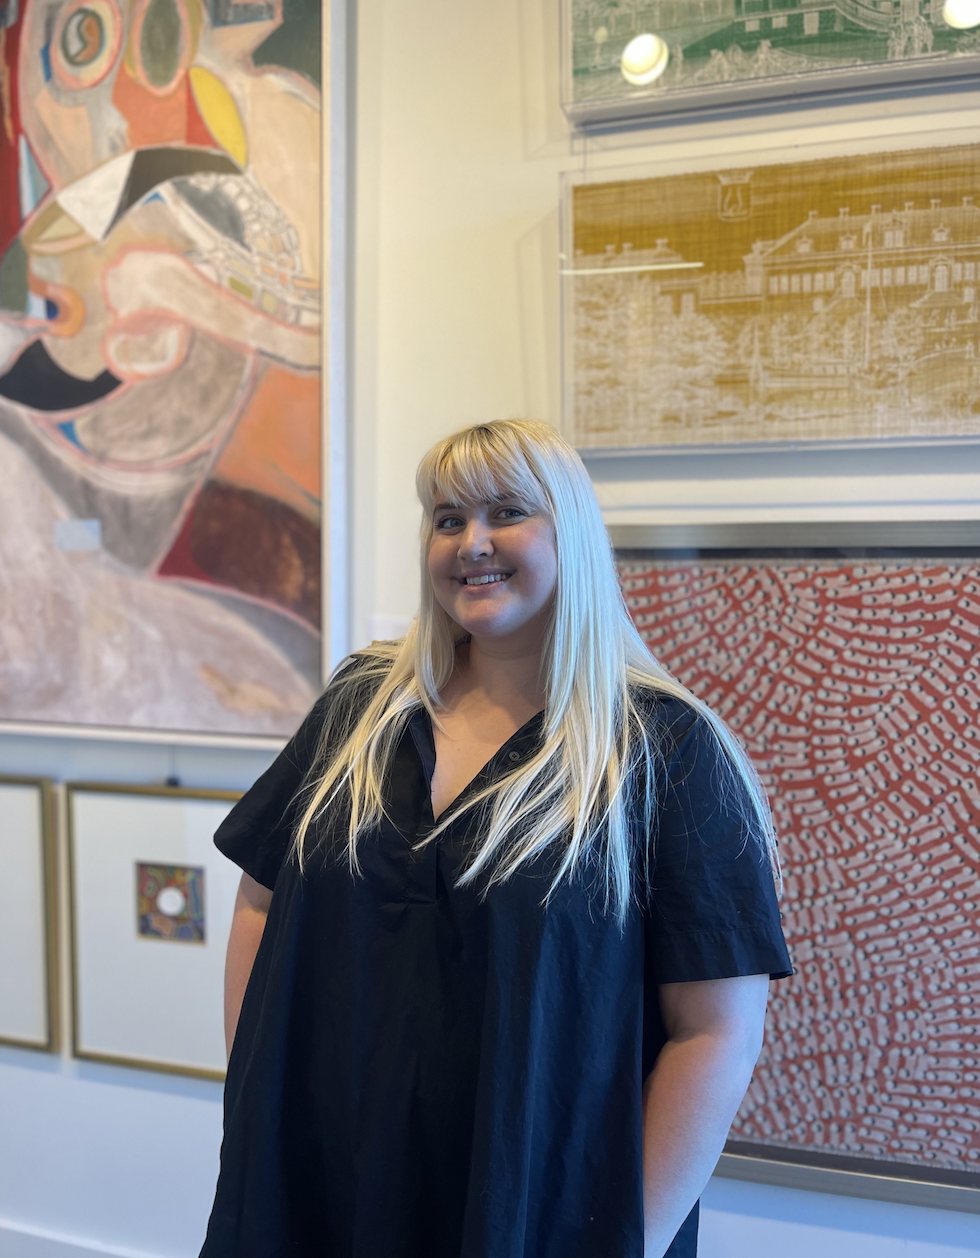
left=214, top=688, right=334, bottom=890
left=644, top=700, right=793, bottom=985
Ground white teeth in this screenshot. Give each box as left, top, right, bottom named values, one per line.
left=463, top=573, right=510, bottom=585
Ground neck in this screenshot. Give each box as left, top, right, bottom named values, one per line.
left=453, top=632, right=546, bottom=713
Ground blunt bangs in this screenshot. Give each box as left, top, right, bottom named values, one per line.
left=417, top=424, right=551, bottom=520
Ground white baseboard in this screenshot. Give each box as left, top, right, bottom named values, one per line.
left=0, top=1219, right=167, bottom=1258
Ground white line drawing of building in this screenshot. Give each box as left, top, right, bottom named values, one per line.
left=568, top=197, right=980, bottom=447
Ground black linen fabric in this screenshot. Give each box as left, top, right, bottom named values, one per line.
left=200, top=673, right=792, bottom=1258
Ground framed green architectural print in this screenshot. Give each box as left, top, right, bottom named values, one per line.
left=562, top=1, right=980, bottom=125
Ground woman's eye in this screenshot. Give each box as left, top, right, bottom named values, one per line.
left=436, top=515, right=463, bottom=530
left=497, top=506, right=527, bottom=520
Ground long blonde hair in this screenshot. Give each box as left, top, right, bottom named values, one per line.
left=294, top=420, right=780, bottom=923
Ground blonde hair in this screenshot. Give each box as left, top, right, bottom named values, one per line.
left=294, top=420, right=780, bottom=924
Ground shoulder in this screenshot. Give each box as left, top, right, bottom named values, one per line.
left=212, top=649, right=397, bottom=888
left=327, top=646, right=396, bottom=697
left=302, top=647, right=397, bottom=740
left=626, top=684, right=750, bottom=821
left=236, top=648, right=395, bottom=810
left=627, top=683, right=707, bottom=759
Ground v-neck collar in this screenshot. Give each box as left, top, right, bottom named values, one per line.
left=408, top=707, right=545, bottom=826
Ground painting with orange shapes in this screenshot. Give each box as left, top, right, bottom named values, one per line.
left=0, top=0, right=323, bottom=736
left=619, top=550, right=980, bottom=1186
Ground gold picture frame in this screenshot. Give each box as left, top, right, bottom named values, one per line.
left=67, top=782, right=242, bottom=1081
left=0, top=775, right=58, bottom=1052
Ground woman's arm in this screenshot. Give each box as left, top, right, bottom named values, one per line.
left=641, top=973, right=770, bottom=1258
left=224, top=872, right=274, bottom=1061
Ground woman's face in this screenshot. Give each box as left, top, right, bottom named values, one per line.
left=427, top=493, right=558, bottom=651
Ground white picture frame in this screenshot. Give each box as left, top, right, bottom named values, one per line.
left=0, top=0, right=343, bottom=747
left=67, top=784, right=242, bottom=1079
left=0, top=776, right=58, bottom=1052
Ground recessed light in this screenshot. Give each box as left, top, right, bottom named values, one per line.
left=621, top=33, right=669, bottom=87
left=943, top=0, right=980, bottom=29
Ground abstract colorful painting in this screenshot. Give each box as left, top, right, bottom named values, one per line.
left=619, top=552, right=980, bottom=1184
left=0, top=0, right=322, bottom=736
left=136, top=861, right=205, bottom=942
left=564, top=0, right=980, bottom=122
left=567, top=143, right=980, bottom=450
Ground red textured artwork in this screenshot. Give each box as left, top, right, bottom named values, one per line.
left=619, top=555, right=980, bottom=1183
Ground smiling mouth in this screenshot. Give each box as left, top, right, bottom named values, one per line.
left=460, top=573, right=512, bottom=586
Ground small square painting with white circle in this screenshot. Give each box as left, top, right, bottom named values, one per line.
left=136, top=863, right=205, bottom=943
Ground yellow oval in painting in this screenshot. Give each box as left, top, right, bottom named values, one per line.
left=188, top=66, right=247, bottom=168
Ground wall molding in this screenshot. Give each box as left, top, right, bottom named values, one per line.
left=0, top=1219, right=167, bottom=1258
left=609, top=518, right=980, bottom=551
left=715, top=1154, right=980, bottom=1216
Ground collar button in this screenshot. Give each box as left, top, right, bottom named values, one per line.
left=508, top=750, right=521, bottom=762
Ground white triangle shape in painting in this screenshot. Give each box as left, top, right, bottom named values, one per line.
left=57, top=152, right=136, bottom=241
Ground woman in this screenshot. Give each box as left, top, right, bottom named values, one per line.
left=202, top=420, right=792, bottom=1258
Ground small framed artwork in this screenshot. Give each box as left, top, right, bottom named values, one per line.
left=561, top=0, right=980, bottom=126
left=564, top=141, right=980, bottom=455
left=67, top=783, right=243, bottom=1079
left=615, top=520, right=980, bottom=1212
left=0, top=776, right=58, bottom=1052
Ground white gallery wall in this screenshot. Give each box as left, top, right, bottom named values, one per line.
left=349, top=0, right=980, bottom=1254
left=0, top=736, right=274, bottom=1258
left=350, top=0, right=980, bottom=652
left=1, top=2, right=980, bottom=1257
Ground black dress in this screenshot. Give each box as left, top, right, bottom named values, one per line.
left=200, top=670, right=792, bottom=1258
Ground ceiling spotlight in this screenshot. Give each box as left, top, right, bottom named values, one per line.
left=943, top=0, right=980, bottom=29
left=621, top=33, right=669, bottom=87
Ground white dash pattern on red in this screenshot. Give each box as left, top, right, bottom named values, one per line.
left=620, top=558, right=980, bottom=1175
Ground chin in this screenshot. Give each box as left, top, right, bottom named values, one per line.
left=454, top=611, right=515, bottom=639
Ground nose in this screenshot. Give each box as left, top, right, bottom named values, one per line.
left=458, top=517, right=493, bottom=560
